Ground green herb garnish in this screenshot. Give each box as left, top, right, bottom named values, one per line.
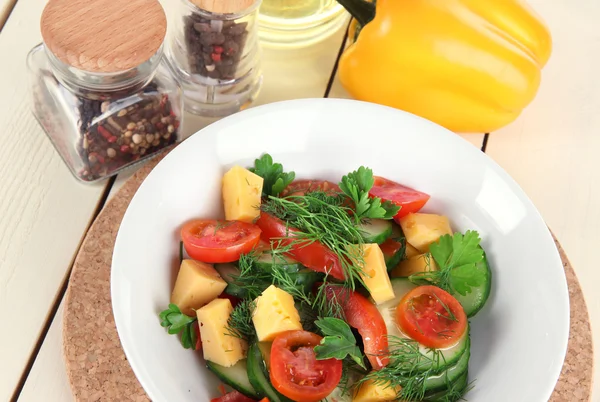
left=339, top=166, right=400, bottom=221
left=249, top=153, right=295, bottom=197
left=410, top=231, right=486, bottom=296
left=358, top=336, right=447, bottom=400
left=261, top=192, right=366, bottom=287
left=226, top=299, right=257, bottom=342
left=159, top=304, right=197, bottom=349
left=314, top=317, right=366, bottom=369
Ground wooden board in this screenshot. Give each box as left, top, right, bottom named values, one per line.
left=0, top=0, right=110, bottom=398
left=482, top=0, right=600, bottom=396
left=18, top=301, right=74, bottom=402
left=61, top=155, right=592, bottom=402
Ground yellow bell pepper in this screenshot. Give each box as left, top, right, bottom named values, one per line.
left=337, top=0, right=552, bottom=133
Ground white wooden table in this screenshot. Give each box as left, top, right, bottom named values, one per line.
left=0, top=0, right=597, bottom=401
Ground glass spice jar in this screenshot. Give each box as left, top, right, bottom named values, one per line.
left=165, top=0, right=262, bottom=116
left=27, top=0, right=184, bottom=183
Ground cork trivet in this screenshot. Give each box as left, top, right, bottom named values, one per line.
left=62, top=154, right=594, bottom=401
left=41, top=0, right=166, bottom=73
left=190, top=0, right=256, bottom=14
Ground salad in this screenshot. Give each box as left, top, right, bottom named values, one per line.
left=159, top=154, right=492, bottom=402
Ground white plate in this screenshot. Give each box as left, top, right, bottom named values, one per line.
left=111, top=98, right=569, bottom=402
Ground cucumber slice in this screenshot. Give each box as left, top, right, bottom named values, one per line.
left=206, top=359, right=258, bottom=398
left=425, top=370, right=469, bottom=402
left=358, top=219, right=393, bottom=244
left=451, top=250, right=492, bottom=318
left=255, top=252, right=303, bottom=273
left=214, top=263, right=256, bottom=298
left=376, top=278, right=469, bottom=372
left=423, top=338, right=470, bottom=393
left=292, top=268, right=322, bottom=293
left=381, top=238, right=406, bottom=271
left=247, top=344, right=291, bottom=402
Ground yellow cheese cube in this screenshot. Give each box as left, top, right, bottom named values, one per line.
left=196, top=298, right=247, bottom=367
left=350, top=244, right=395, bottom=305
left=405, top=243, right=420, bottom=259
left=353, top=379, right=401, bottom=402
left=399, top=213, right=453, bottom=253
left=391, top=253, right=439, bottom=278
left=252, top=285, right=302, bottom=341
left=170, top=259, right=228, bottom=316
left=222, top=165, right=263, bottom=223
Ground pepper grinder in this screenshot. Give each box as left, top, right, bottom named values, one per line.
left=165, top=0, right=263, bottom=117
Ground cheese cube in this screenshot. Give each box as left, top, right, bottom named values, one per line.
left=350, top=244, right=395, bottom=305
left=252, top=285, right=302, bottom=341
left=222, top=165, right=263, bottom=223
left=391, top=253, right=439, bottom=278
left=196, top=298, right=247, bottom=367
left=353, top=378, right=401, bottom=402
left=399, top=213, right=453, bottom=253
left=405, top=243, right=420, bottom=259
left=170, top=259, right=227, bottom=316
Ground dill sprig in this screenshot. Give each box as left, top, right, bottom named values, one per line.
left=226, top=299, right=257, bottom=342
left=230, top=252, right=272, bottom=300
left=358, top=336, right=446, bottom=401
left=261, top=192, right=367, bottom=289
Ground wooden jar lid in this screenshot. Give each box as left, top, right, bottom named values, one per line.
left=40, top=0, right=167, bottom=73
left=190, top=0, right=257, bottom=14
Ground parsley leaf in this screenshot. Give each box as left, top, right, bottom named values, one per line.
left=339, top=166, right=400, bottom=221
left=159, top=304, right=198, bottom=349
left=249, top=153, right=295, bottom=197
left=314, top=317, right=366, bottom=369
left=412, top=231, right=486, bottom=296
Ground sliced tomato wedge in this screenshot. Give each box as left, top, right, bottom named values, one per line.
left=218, top=293, right=242, bottom=308
left=193, top=321, right=202, bottom=351
left=369, top=176, right=430, bottom=222
left=324, top=286, right=389, bottom=369
left=210, top=390, right=257, bottom=402
left=255, top=213, right=345, bottom=280
left=281, top=179, right=341, bottom=197
left=270, top=330, right=342, bottom=402
left=181, top=219, right=261, bottom=263
left=396, top=285, right=467, bottom=349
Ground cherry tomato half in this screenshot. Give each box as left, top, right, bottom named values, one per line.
left=281, top=180, right=341, bottom=197
left=181, top=219, right=261, bottom=263
left=270, top=330, right=342, bottom=402
left=255, top=213, right=345, bottom=280
left=324, top=286, right=389, bottom=369
left=396, top=285, right=467, bottom=349
left=368, top=176, right=430, bottom=221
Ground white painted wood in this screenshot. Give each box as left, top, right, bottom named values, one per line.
left=327, top=72, right=485, bottom=149
left=17, top=16, right=350, bottom=402
left=484, top=1, right=599, bottom=400
left=0, top=0, right=110, bottom=399
left=18, top=302, right=74, bottom=402
left=0, top=0, right=16, bottom=28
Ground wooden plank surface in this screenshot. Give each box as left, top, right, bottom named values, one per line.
left=483, top=1, right=599, bottom=399
left=18, top=302, right=73, bottom=402
left=0, top=0, right=16, bottom=29
left=0, top=0, right=110, bottom=399
left=16, top=18, right=350, bottom=402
